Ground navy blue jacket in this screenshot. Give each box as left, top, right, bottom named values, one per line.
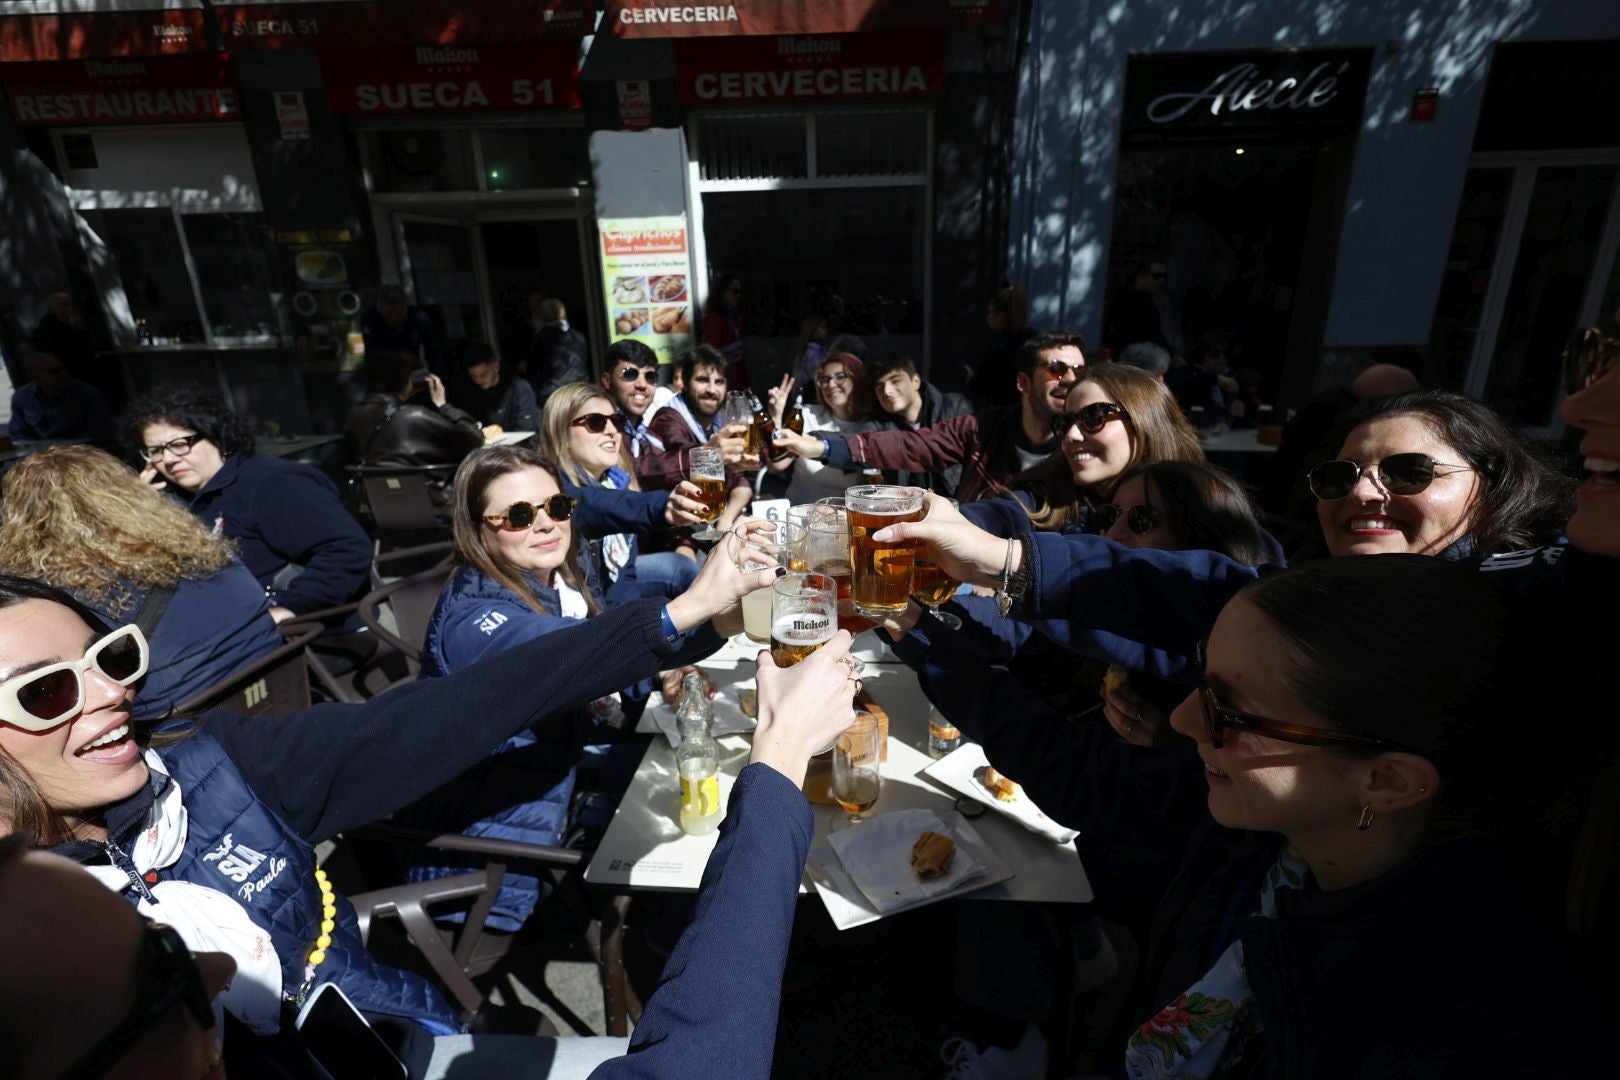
left=405, top=563, right=719, bottom=929
left=8, top=378, right=114, bottom=444
left=183, top=453, right=372, bottom=616
left=557, top=468, right=670, bottom=598
left=89, top=563, right=284, bottom=721
left=52, top=596, right=690, bottom=1051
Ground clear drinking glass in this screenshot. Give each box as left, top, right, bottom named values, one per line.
left=846, top=485, right=925, bottom=618
left=687, top=445, right=727, bottom=541
left=831, top=711, right=882, bottom=830
left=734, top=520, right=808, bottom=644
left=769, top=572, right=837, bottom=668
left=910, top=496, right=961, bottom=630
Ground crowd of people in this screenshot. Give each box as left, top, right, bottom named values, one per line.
left=0, top=272, right=1614, bottom=1080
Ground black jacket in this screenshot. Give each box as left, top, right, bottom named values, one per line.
left=343, top=394, right=484, bottom=468
left=877, top=380, right=974, bottom=496
left=528, top=323, right=589, bottom=403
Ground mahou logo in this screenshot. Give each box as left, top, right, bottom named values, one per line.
left=415, top=45, right=479, bottom=65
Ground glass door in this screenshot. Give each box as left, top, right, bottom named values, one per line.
left=393, top=214, right=492, bottom=361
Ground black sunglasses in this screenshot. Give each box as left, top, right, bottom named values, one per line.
left=1307, top=453, right=1472, bottom=501
left=1097, top=502, right=1162, bottom=535
left=1564, top=327, right=1618, bottom=394
left=64, top=922, right=215, bottom=1079
left=482, top=494, right=576, bottom=530
left=615, top=364, right=659, bottom=384
left=569, top=412, right=627, bottom=435
left=1050, top=401, right=1129, bottom=439
left=138, top=433, right=207, bottom=463
left=1194, top=640, right=1399, bottom=752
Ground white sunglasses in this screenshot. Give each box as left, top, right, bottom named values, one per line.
left=0, top=625, right=149, bottom=733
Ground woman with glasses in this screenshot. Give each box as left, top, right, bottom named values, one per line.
left=542, top=381, right=705, bottom=605
left=0, top=445, right=282, bottom=721
left=763, top=351, right=881, bottom=503
left=121, top=384, right=371, bottom=624
left=402, top=444, right=729, bottom=932
left=887, top=554, right=1599, bottom=1076
left=0, top=534, right=783, bottom=1071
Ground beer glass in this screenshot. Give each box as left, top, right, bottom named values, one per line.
left=911, top=497, right=961, bottom=630
left=734, top=520, right=807, bottom=644
left=769, top=573, right=837, bottom=667
left=846, top=485, right=925, bottom=618
left=806, top=508, right=869, bottom=634
left=687, top=446, right=727, bottom=541
left=831, top=712, right=882, bottom=830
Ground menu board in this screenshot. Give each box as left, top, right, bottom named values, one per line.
left=598, top=215, right=695, bottom=368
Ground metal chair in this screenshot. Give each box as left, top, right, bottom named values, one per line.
left=344, top=824, right=640, bottom=1036
left=173, top=622, right=322, bottom=717
left=347, top=464, right=457, bottom=554
left=355, top=560, right=456, bottom=683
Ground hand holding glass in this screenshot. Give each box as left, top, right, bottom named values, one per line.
left=735, top=520, right=808, bottom=644
left=687, top=446, right=727, bottom=541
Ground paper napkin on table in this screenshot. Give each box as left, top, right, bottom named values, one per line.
left=827, top=807, right=984, bottom=913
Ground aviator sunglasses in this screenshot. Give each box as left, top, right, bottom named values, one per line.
left=63, top=921, right=216, bottom=1079
left=569, top=412, right=627, bottom=435
left=1096, top=502, right=1163, bottom=535
left=1306, top=453, right=1472, bottom=501
left=1050, top=401, right=1129, bottom=439
left=1194, top=640, right=1399, bottom=752
left=0, top=624, right=149, bottom=732
left=482, top=494, right=577, bottom=531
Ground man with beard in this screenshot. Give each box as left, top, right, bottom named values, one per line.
left=638, top=347, right=758, bottom=540
left=774, top=331, right=1083, bottom=503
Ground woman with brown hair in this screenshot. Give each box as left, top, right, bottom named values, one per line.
left=407, top=444, right=728, bottom=930
left=765, top=350, right=882, bottom=503
left=0, top=445, right=281, bottom=719
left=1009, top=363, right=1204, bottom=534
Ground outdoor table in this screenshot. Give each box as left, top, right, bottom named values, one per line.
left=257, top=433, right=343, bottom=460
left=586, top=633, right=1093, bottom=910
left=1196, top=428, right=1278, bottom=454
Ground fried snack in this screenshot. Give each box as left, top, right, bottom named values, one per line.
left=652, top=306, right=684, bottom=333
left=910, top=831, right=956, bottom=881
left=1101, top=664, right=1129, bottom=697
left=981, top=765, right=1021, bottom=802
left=482, top=424, right=504, bottom=441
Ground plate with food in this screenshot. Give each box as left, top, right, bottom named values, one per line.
left=295, top=250, right=348, bottom=286
left=920, top=742, right=1078, bottom=844
left=613, top=307, right=651, bottom=336
left=650, top=274, right=687, bottom=303
left=806, top=808, right=1012, bottom=930
left=612, top=276, right=647, bottom=305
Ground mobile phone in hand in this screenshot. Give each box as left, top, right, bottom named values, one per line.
left=294, top=982, right=408, bottom=1080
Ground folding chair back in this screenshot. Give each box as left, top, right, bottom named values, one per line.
left=174, top=622, right=321, bottom=717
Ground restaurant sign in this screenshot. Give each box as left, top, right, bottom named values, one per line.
left=214, top=1, right=593, bottom=51
left=599, top=216, right=695, bottom=368
left=611, top=0, right=1001, bottom=38
left=677, top=31, right=944, bottom=105
left=3, top=54, right=237, bottom=126
left=1122, top=48, right=1372, bottom=135
left=319, top=43, right=582, bottom=115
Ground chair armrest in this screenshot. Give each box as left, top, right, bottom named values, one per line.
left=346, top=823, right=585, bottom=868
left=374, top=540, right=454, bottom=574
left=348, top=870, right=492, bottom=1017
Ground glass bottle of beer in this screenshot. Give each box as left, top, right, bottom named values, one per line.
left=784, top=391, right=805, bottom=435
left=748, top=391, right=779, bottom=460
left=675, top=673, right=721, bottom=836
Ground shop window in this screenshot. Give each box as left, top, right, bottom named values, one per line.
left=814, top=111, right=927, bottom=177
left=82, top=209, right=205, bottom=345
left=364, top=130, right=475, bottom=193
left=481, top=128, right=590, bottom=191
left=696, top=114, right=809, bottom=181
left=182, top=214, right=285, bottom=342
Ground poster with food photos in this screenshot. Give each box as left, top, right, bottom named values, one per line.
left=598, top=215, right=695, bottom=368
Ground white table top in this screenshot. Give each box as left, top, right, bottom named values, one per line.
left=585, top=634, right=1093, bottom=911
left=489, top=430, right=536, bottom=447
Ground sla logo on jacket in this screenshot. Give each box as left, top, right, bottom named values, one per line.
left=201, top=832, right=287, bottom=900
left=477, top=609, right=509, bottom=635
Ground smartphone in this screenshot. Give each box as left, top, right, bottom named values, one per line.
left=294, top=982, right=409, bottom=1080
left=409, top=367, right=430, bottom=388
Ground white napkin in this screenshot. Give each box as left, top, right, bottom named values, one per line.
left=641, top=686, right=755, bottom=746
left=827, top=808, right=984, bottom=913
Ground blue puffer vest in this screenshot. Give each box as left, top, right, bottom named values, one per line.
left=142, top=733, right=459, bottom=1030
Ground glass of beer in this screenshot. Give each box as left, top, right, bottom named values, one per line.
left=831, top=711, right=882, bottom=830
left=687, top=446, right=727, bottom=541
left=846, top=485, right=925, bottom=618
left=806, top=509, right=871, bottom=634
left=734, top=520, right=807, bottom=644
left=769, top=573, right=837, bottom=667
left=911, top=497, right=961, bottom=630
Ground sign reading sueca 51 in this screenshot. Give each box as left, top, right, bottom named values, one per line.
left=677, top=30, right=943, bottom=105
left=320, top=43, right=581, bottom=115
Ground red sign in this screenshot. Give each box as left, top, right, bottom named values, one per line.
left=1410, top=86, right=1439, bottom=123
left=215, top=1, right=593, bottom=51
left=4, top=54, right=238, bottom=126
left=320, top=43, right=582, bottom=115
left=612, top=0, right=1001, bottom=38
left=0, top=5, right=208, bottom=62
left=677, top=31, right=943, bottom=105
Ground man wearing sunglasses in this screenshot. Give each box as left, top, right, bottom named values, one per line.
left=0, top=837, right=236, bottom=1079
left=600, top=339, right=676, bottom=458
left=774, top=331, right=1082, bottom=503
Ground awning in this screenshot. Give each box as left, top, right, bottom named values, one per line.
left=609, top=0, right=1003, bottom=39
left=677, top=29, right=943, bottom=106
left=0, top=1, right=207, bottom=61
left=3, top=50, right=237, bottom=124
left=214, top=1, right=594, bottom=51
left=319, top=40, right=582, bottom=115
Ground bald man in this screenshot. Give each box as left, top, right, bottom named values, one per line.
left=1350, top=362, right=1421, bottom=400
left=0, top=837, right=235, bottom=1079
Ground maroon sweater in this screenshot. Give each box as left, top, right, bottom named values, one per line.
left=826, top=404, right=1055, bottom=503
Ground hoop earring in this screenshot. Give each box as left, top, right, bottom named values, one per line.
left=1355, top=804, right=1375, bottom=831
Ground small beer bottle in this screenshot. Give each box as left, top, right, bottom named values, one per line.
left=749, top=391, right=783, bottom=462
left=675, top=673, right=721, bottom=836
left=784, top=391, right=805, bottom=435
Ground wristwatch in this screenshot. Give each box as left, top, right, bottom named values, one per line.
left=995, top=538, right=1031, bottom=617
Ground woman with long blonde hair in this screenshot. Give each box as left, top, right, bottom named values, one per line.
left=541, top=380, right=700, bottom=604
left=0, top=445, right=281, bottom=719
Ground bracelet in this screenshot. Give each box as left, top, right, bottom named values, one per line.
left=994, top=538, right=1030, bottom=617
left=817, top=437, right=831, bottom=459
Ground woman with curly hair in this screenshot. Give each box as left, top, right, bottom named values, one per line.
left=0, top=445, right=281, bottom=719
left=120, top=384, right=371, bottom=622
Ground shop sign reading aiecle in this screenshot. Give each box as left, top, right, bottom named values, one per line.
left=1123, top=48, right=1371, bottom=135
left=1145, top=60, right=1348, bottom=123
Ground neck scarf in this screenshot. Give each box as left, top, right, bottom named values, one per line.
left=668, top=394, right=716, bottom=444
left=85, top=751, right=286, bottom=1034
left=597, top=470, right=633, bottom=583
left=1125, top=849, right=1311, bottom=1079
